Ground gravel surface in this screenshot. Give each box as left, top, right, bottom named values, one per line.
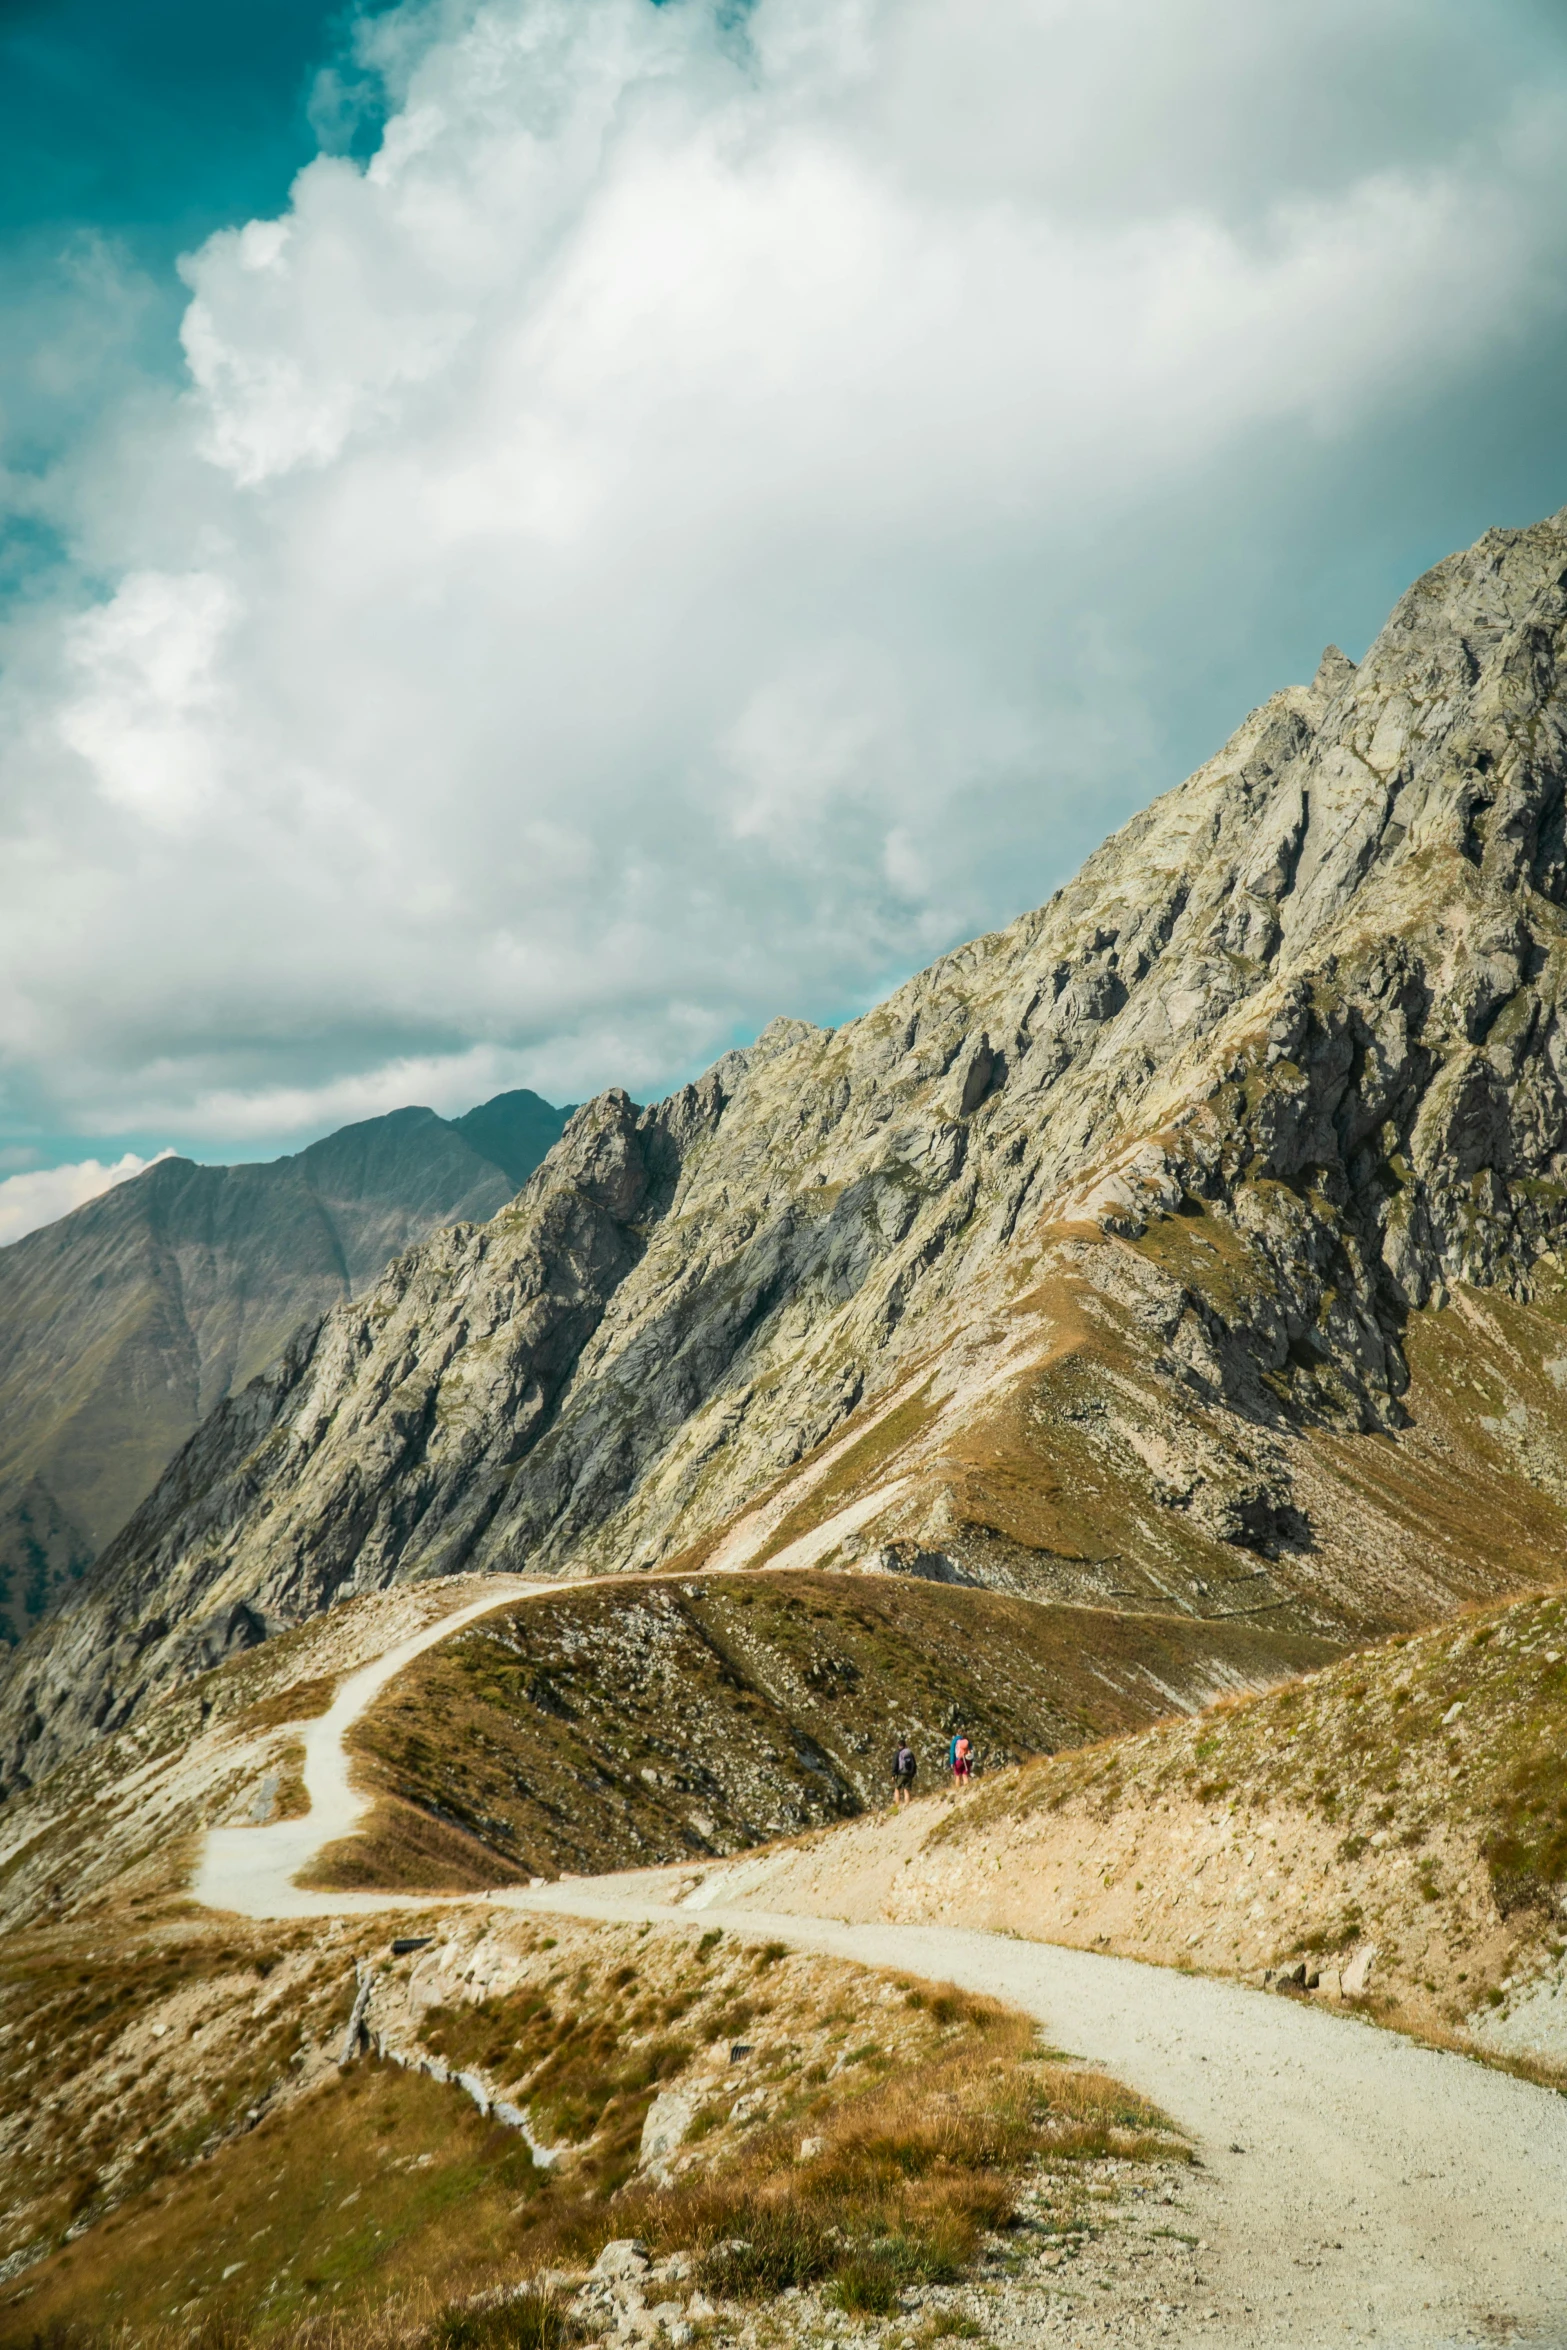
left=193, top=1589, right=1567, bottom=2348
left=504, top=1882, right=1567, bottom=2350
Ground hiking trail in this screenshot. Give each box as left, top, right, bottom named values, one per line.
left=193, top=1582, right=1567, bottom=2350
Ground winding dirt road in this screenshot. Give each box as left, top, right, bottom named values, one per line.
left=192, top=1576, right=539, bottom=1917
left=194, top=1585, right=1567, bottom=2350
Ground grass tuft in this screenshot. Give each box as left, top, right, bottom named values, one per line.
left=424, top=2290, right=569, bottom=2350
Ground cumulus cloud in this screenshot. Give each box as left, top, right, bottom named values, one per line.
left=0, top=1151, right=174, bottom=1248
left=4, top=0, right=1567, bottom=1151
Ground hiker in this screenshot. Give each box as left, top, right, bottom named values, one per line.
left=892, top=1738, right=917, bottom=1806
left=949, top=1732, right=973, bottom=1789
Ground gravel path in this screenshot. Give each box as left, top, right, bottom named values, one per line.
left=191, top=1591, right=1567, bottom=2349
left=497, top=1881, right=1567, bottom=2350
left=191, top=1576, right=538, bottom=1917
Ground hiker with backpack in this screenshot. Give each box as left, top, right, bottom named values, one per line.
left=948, top=1732, right=973, bottom=1789
left=892, top=1738, right=917, bottom=1806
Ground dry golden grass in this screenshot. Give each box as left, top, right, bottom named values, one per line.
left=309, top=1792, right=512, bottom=1893
left=6, top=2287, right=570, bottom=2350
left=0, top=1919, right=1178, bottom=2350
left=236, top=1678, right=340, bottom=1734
left=0, top=1915, right=356, bottom=2274
left=497, top=1993, right=1174, bottom=2303
left=0, top=2061, right=548, bottom=2349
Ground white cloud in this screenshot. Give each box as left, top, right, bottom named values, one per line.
left=4, top=0, right=1567, bottom=1149
left=59, top=570, right=240, bottom=830
left=0, top=1152, right=174, bottom=1249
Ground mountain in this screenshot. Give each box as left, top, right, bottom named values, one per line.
left=10, top=510, right=1567, bottom=1792
left=448, top=1088, right=573, bottom=1188
left=0, top=1090, right=570, bottom=1646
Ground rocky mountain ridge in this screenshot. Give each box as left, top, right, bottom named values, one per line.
left=10, top=510, right=1567, bottom=1792
left=0, top=1089, right=569, bottom=1646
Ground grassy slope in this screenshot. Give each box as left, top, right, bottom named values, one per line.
left=313, top=1569, right=1337, bottom=1890
left=744, top=1581, right=1567, bottom=2068
left=970, top=1579, right=1567, bottom=2052
left=0, top=1914, right=1175, bottom=2347
left=0, top=1903, right=362, bottom=2286
left=709, top=1226, right=1567, bottom=1646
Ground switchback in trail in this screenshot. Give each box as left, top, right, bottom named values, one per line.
left=192, top=1576, right=539, bottom=1918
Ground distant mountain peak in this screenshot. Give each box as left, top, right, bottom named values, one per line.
left=450, top=1088, right=579, bottom=1192
left=0, top=1085, right=572, bottom=1647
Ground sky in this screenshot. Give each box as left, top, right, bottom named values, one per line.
left=5, top=0, right=1567, bottom=1241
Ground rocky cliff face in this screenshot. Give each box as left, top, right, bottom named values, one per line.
left=0, top=1090, right=569, bottom=1645
left=11, top=514, right=1567, bottom=1792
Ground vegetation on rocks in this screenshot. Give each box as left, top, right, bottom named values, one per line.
left=0, top=1916, right=1176, bottom=2350
left=314, top=1569, right=1333, bottom=1889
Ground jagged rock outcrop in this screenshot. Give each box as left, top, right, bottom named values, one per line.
left=13, top=512, right=1567, bottom=1791
left=0, top=1089, right=570, bottom=1643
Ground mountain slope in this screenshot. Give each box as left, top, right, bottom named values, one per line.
left=0, top=1090, right=569, bottom=1644
left=707, top=1578, right=1567, bottom=2073
left=308, top=1566, right=1335, bottom=1890
left=11, top=512, right=1567, bottom=1788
